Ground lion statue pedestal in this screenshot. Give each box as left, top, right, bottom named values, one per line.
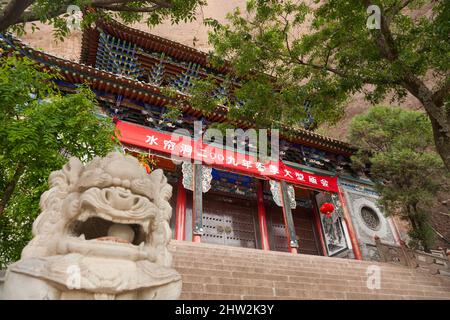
left=0, top=152, right=182, bottom=300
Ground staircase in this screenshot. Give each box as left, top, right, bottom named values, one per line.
left=169, top=240, right=450, bottom=300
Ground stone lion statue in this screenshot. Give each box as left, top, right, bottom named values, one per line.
left=0, top=152, right=182, bottom=299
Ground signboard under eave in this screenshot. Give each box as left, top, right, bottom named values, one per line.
left=115, top=120, right=338, bottom=193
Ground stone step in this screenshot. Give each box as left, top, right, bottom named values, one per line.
left=172, top=260, right=440, bottom=282
left=180, top=277, right=450, bottom=296
left=178, top=274, right=448, bottom=291
left=175, top=270, right=421, bottom=288
left=171, top=243, right=445, bottom=277
left=172, top=261, right=416, bottom=279
left=172, top=259, right=417, bottom=277
left=173, top=262, right=446, bottom=284
left=168, top=240, right=450, bottom=300
left=172, top=250, right=416, bottom=272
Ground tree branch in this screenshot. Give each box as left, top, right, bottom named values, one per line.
left=295, top=57, right=347, bottom=78
left=401, top=73, right=450, bottom=136
left=94, top=4, right=162, bottom=13
left=432, top=77, right=450, bottom=106
left=362, top=0, right=398, bottom=61
left=0, top=163, right=24, bottom=217
left=0, top=0, right=35, bottom=31
left=14, top=2, right=69, bottom=24
left=280, top=21, right=347, bottom=78
left=93, top=0, right=173, bottom=12
left=1, top=0, right=174, bottom=29
left=142, top=0, right=172, bottom=8
left=91, top=0, right=167, bottom=6
left=384, top=0, right=413, bottom=25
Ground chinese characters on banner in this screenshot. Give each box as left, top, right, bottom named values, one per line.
left=115, top=120, right=338, bottom=193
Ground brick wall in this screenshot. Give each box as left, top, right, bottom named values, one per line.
left=169, top=240, right=450, bottom=300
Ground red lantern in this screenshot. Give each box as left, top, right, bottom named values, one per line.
left=144, top=163, right=151, bottom=174
left=320, top=202, right=334, bottom=218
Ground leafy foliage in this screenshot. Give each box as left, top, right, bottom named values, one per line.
left=349, top=106, right=448, bottom=251
left=0, top=55, right=117, bottom=267
left=197, top=0, right=450, bottom=168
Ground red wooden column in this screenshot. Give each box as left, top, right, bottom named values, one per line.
left=279, top=181, right=299, bottom=254
left=337, top=185, right=363, bottom=260
left=256, top=180, right=270, bottom=251
left=174, top=178, right=186, bottom=241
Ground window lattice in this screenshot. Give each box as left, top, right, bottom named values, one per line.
left=360, top=206, right=381, bottom=231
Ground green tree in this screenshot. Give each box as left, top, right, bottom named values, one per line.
left=0, top=55, right=117, bottom=267
left=0, top=0, right=206, bottom=39
left=199, top=0, right=450, bottom=170
left=348, top=106, right=448, bottom=251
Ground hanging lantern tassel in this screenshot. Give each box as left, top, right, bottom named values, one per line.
left=320, top=202, right=334, bottom=219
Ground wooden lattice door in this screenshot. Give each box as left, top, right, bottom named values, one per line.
left=202, top=192, right=257, bottom=248
left=223, top=209, right=257, bottom=248
left=266, top=201, right=290, bottom=252
left=202, top=210, right=226, bottom=245
left=292, top=207, right=321, bottom=255
left=267, top=201, right=321, bottom=255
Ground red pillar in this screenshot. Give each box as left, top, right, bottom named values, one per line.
left=337, top=185, right=363, bottom=260
left=310, top=192, right=328, bottom=256
left=256, top=180, right=270, bottom=251
left=174, top=178, right=186, bottom=241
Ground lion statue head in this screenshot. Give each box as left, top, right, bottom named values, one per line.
left=0, top=152, right=181, bottom=300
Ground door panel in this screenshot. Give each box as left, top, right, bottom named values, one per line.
left=202, top=192, right=257, bottom=248
left=292, top=207, right=321, bottom=256
left=202, top=214, right=226, bottom=245
left=266, top=201, right=289, bottom=252
left=267, top=200, right=321, bottom=255
left=224, top=210, right=257, bottom=248
left=294, top=207, right=321, bottom=255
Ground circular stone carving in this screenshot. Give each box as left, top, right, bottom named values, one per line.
left=360, top=206, right=381, bottom=231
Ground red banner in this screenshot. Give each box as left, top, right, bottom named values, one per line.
left=115, top=120, right=338, bottom=192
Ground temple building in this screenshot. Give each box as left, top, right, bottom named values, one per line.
left=0, top=19, right=403, bottom=262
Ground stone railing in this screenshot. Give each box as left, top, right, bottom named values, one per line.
left=375, top=237, right=450, bottom=276
left=375, top=237, right=450, bottom=277
left=373, top=239, right=415, bottom=266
